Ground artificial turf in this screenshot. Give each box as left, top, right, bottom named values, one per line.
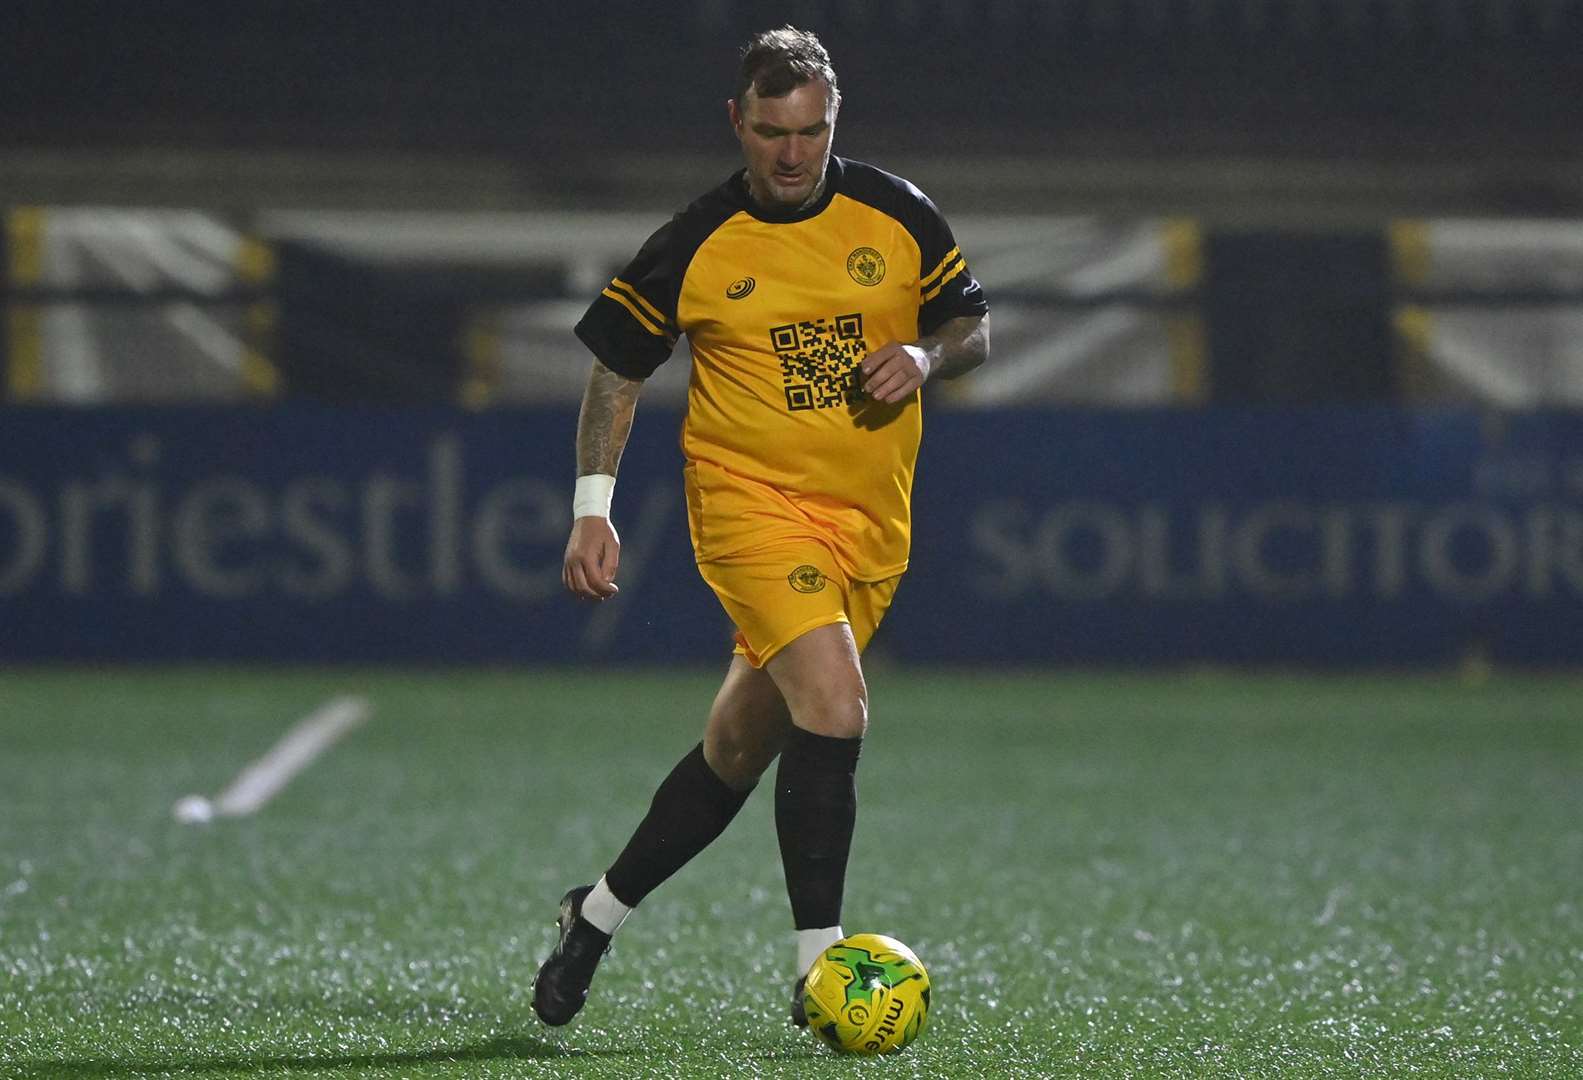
left=2, top=668, right=1580, bottom=1077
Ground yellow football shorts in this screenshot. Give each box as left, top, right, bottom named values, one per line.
left=695, top=543, right=901, bottom=668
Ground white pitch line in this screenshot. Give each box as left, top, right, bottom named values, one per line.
left=175, top=696, right=370, bottom=823
left=1314, top=884, right=1349, bottom=927
left=215, top=695, right=370, bottom=816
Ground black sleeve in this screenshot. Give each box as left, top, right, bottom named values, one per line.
left=913, top=192, right=988, bottom=337
left=573, top=218, right=682, bottom=380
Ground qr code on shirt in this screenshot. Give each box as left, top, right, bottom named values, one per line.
left=769, top=313, right=866, bottom=412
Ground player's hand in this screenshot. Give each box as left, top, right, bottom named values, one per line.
left=563, top=516, right=621, bottom=601
left=860, top=341, right=932, bottom=403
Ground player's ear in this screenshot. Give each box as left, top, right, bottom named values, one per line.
left=726, top=97, right=742, bottom=135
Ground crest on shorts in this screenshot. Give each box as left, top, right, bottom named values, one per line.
left=846, top=247, right=885, bottom=286
left=788, top=565, right=827, bottom=593
left=726, top=276, right=755, bottom=299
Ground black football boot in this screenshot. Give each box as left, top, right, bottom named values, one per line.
left=789, top=975, right=809, bottom=1027
left=531, top=885, right=611, bottom=1026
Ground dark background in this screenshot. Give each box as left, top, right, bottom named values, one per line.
left=5, top=2, right=1581, bottom=217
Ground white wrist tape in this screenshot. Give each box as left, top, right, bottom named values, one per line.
left=572, top=473, right=616, bottom=520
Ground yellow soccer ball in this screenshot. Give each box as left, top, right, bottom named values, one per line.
left=802, top=933, right=930, bottom=1055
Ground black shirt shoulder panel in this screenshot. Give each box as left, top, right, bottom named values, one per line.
left=574, top=175, right=745, bottom=379
left=832, top=157, right=939, bottom=248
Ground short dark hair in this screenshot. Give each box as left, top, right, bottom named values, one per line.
left=735, top=26, right=839, bottom=108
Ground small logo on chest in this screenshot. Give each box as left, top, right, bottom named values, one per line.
left=726, top=276, right=756, bottom=299
left=847, top=247, right=886, bottom=286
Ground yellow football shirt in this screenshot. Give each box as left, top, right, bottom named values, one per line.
left=575, top=157, right=987, bottom=581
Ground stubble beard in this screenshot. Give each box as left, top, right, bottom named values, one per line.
left=794, top=170, right=828, bottom=211
left=753, top=166, right=828, bottom=213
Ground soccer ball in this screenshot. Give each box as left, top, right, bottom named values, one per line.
left=801, top=933, right=930, bottom=1055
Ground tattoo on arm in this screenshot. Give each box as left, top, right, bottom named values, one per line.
left=919, top=313, right=990, bottom=381
left=576, top=360, right=645, bottom=475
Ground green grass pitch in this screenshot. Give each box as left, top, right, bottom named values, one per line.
left=2, top=668, right=1580, bottom=1078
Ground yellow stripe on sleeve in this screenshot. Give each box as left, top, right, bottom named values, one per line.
left=602, top=287, right=668, bottom=337
left=921, top=258, right=967, bottom=304
left=920, top=246, right=961, bottom=292
left=609, top=278, right=668, bottom=329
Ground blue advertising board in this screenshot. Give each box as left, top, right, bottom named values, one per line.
left=2, top=406, right=1580, bottom=665
left=907, top=409, right=1583, bottom=666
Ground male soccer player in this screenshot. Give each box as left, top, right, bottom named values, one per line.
left=533, top=26, right=989, bottom=1028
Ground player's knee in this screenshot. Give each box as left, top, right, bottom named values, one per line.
left=791, top=681, right=868, bottom=740
left=705, top=733, right=771, bottom=789
left=767, top=624, right=869, bottom=738
left=704, top=712, right=785, bottom=789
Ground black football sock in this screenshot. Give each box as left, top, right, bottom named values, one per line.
left=604, top=742, right=753, bottom=907
left=775, top=726, right=862, bottom=930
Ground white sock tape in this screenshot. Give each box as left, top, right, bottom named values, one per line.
left=573, top=473, right=616, bottom=519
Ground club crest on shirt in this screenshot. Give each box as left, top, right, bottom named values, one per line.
left=846, top=247, right=885, bottom=286
left=787, top=565, right=827, bottom=593
left=726, top=276, right=755, bottom=299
